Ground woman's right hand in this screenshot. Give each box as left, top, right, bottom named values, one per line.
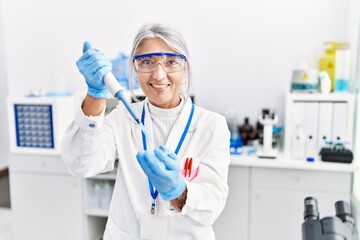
left=76, top=41, right=112, bottom=99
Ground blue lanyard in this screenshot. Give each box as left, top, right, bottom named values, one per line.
left=141, top=102, right=195, bottom=203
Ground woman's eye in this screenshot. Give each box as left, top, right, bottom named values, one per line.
left=140, top=58, right=153, bottom=66
left=167, top=59, right=180, bottom=65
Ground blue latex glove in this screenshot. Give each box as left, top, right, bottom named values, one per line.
left=136, top=146, right=186, bottom=201
left=76, top=41, right=112, bottom=98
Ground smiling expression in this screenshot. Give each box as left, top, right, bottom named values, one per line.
left=135, top=38, right=186, bottom=109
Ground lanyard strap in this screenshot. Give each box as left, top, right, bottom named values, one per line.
left=141, top=102, right=195, bottom=201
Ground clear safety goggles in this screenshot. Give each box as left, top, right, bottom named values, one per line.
left=133, top=52, right=187, bottom=73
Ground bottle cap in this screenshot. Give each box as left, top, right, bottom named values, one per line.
left=306, top=157, right=315, bottom=162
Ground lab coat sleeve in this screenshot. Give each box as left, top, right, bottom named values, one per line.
left=61, top=106, right=117, bottom=178
left=181, top=115, right=230, bottom=226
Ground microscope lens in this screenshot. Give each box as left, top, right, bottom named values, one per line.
left=335, top=201, right=349, bottom=215
left=304, top=197, right=319, bottom=220
left=335, top=201, right=355, bottom=225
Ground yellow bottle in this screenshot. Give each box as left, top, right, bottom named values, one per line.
left=319, top=42, right=337, bottom=92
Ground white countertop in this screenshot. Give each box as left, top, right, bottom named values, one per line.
left=0, top=162, right=8, bottom=172
left=230, top=154, right=359, bottom=173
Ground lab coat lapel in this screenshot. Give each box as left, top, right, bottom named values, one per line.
left=165, top=98, right=195, bottom=156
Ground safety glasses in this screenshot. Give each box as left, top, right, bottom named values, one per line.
left=133, top=52, right=187, bottom=73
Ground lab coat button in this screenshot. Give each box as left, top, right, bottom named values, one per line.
left=89, top=123, right=96, bottom=128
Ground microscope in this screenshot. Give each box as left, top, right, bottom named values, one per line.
left=257, top=109, right=278, bottom=159
left=302, top=196, right=359, bottom=240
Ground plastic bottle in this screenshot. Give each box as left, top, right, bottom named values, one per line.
left=319, top=42, right=337, bottom=92
left=226, top=109, right=242, bottom=151
left=318, top=71, right=331, bottom=94
left=334, top=42, right=351, bottom=92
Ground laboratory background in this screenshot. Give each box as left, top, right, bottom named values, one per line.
left=1, top=0, right=360, bottom=239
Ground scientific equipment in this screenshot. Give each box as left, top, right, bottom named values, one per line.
left=319, top=71, right=331, bottom=94
left=335, top=42, right=351, bottom=92
left=257, top=109, right=278, bottom=159
left=105, top=71, right=153, bottom=144
left=319, top=42, right=337, bottom=92
left=302, top=196, right=359, bottom=240
left=319, top=142, right=353, bottom=164
left=239, top=117, right=254, bottom=146
left=227, top=109, right=242, bottom=155
left=291, top=69, right=319, bottom=92
left=7, top=95, right=76, bottom=155
left=89, top=46, right=153, bottom=144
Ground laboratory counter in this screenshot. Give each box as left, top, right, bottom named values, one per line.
left=8, top=153, right=359, bottom=240
left=230, top=154, right=358, bottom=173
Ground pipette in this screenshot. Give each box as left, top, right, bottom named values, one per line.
left=82, top=43, right=153, bottom=144
left=103, top=72, right=153, bottom=143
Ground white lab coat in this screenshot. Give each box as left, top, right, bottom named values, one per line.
left=61, top=97, right=230, bottom=240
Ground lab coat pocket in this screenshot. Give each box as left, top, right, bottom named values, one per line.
left=181, top=157, right=200, bottom=182
left=104, top=214, right=133, bottom=240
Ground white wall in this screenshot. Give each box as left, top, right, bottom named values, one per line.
left=1, top=0, right=353, bottom=126
left=0, top=0, right=9, bottom=169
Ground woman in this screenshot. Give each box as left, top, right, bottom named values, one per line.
left=61, top=23, right=230, bottom=239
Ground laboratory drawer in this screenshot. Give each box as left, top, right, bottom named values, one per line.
left=251, top=167, right=351, bottom=193
left=9, top=154, right=69, bottom=174
left=228, top=166, right=250, bottom=186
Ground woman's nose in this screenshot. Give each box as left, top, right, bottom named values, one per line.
left=152, top=63, right=167, bottom=80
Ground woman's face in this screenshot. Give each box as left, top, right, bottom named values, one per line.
left=134, top=38, right=186, bottom=109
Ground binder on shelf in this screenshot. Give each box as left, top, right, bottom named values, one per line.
left=284, top=93, right=355, bottom=162
left=332, top=102, right=347, bottom=143
left=291, top=102, right=306, bottom=159
left=317, top=102, right=333, bottom=150
left=304, top=102, right=319, bottom=160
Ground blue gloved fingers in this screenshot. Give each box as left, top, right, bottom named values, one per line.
left=154, top=147, right=179, bottom=171
left=137, top=149, right=186, bottom=201
left=143, top=151, right=168, bottom=176
left=160, top=145, right=177, bottom=160
left=93, top=61, right=112, bottom=78
left=78, top=57, right=111, bottom=75
left=82, top=41, right=92, bottom=53
left=136, top=151, right=165, bottom=178
left=77, top=50, right=112, bottom=86
left=76, top=41, right=112, bottom=99
left=77, top=49, right=108, bottom=64
left=136, top=151, right=157, bottom=178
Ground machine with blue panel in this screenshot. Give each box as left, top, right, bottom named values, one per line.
left=6, top=94, right=86, bottom=240
left=7, top=95, right=76, bottom=155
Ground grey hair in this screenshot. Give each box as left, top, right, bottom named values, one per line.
left=128, top=23, right=192, bottom=101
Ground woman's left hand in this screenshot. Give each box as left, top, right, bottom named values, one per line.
left=136, top=146, right=186, bottom=201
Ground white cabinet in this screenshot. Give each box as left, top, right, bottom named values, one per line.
left=284, top=93, right=355, bottom=160
left=213, top=156, right=356, bottom=240
left=80, top=160, right=354, bottom=240
left=249, top=167, right=351, bottom=240
left=213, top=167, right=250, bottom=240
left=9, top=155, right=84, bottom=240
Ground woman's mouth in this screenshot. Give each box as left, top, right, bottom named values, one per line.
left=150, top=83, right=170, bottom=89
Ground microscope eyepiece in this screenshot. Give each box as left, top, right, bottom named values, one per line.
left=302, top=197, right=359, bottom=240
left=304, top=196, right=319, bottom=220
left=335, top=200, right=355, bottom=226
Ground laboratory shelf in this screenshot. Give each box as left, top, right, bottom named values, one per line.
left=83, top=169, right=116, bottom=239
left=86, top=209, right=109, bottom=217
left=89, top=173, right=116, bottom=180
